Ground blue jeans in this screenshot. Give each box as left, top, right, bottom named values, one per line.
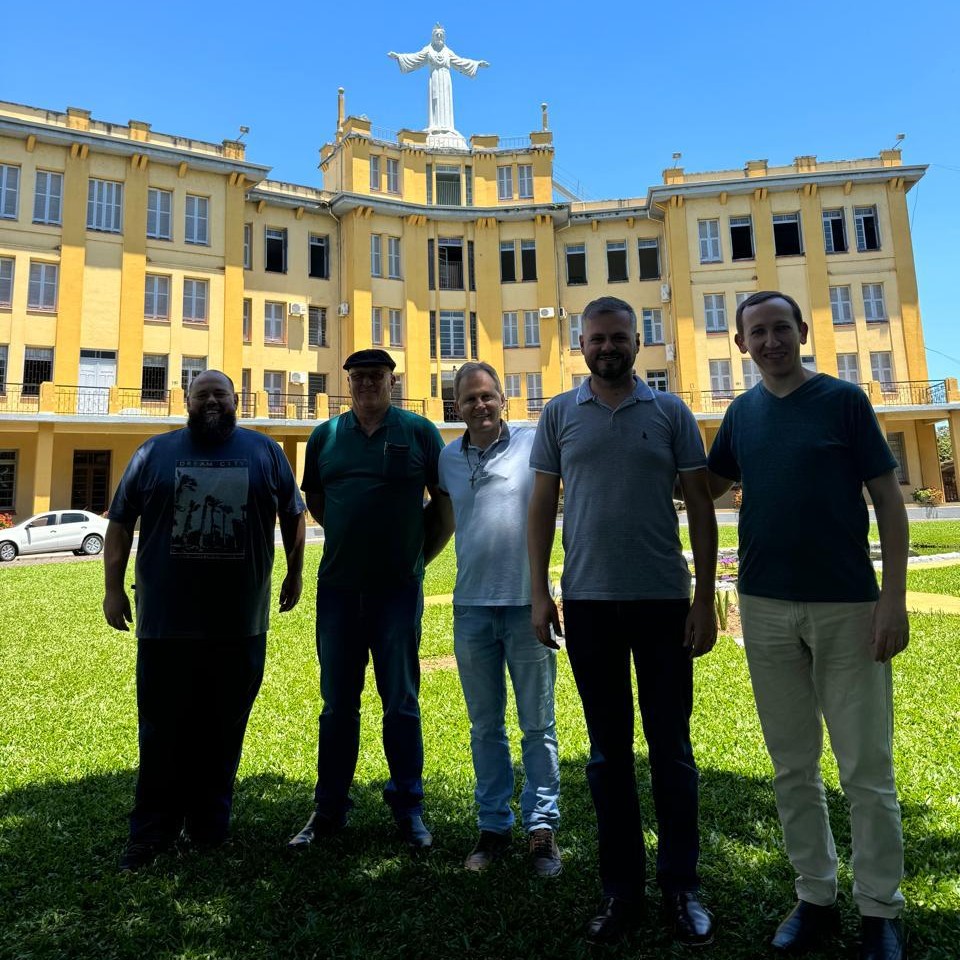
left=314, top=580, right=424, bottom=820
left=563, top=599, right=699, bottom=900
left=453, top=604, right=560, bottom=833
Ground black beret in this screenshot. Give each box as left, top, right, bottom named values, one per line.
left=342, top=348, right=397, bottom=371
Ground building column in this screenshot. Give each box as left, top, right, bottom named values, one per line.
left=116, top=155, right=148, bottom=387
left=915, top=421, right=943, bottom=491
left=662, top=198, right=700, bottom=395
left=33, top=424, right=55, bottom=513
left=282, top=436, right=299, bottom=476
left=948, top=411, right=960, bottom=500
left=887, top=179, right=928, bottom=380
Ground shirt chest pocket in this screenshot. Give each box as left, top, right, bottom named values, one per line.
left=383, top=442, right=412, bottom=479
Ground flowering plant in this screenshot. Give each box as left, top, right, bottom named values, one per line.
left=911, top=487, right=944, bottom=506
left=0, top=512, right=13, bottom=530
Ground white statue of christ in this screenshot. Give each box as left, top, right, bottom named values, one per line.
left=388, top=25, right=489, bottom=148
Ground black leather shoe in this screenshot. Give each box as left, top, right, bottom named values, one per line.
left=118, top=839, right=172, bottom=872
left=287, top=809, right=345, bottom=851
left=772, top=900, right=841, bottom=954
left=396, top=814, right=432, bottom=852
left=666, top=890, right=714, bottom=947
left=585, top=896, right=642, bottom=944
left=860, top=917, right=906, bottom=960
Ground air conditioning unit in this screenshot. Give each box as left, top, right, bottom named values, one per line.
left=558, top=307, right=568, bottom=319
left=665, top=343, right=676, bottom=361
left=337, top=302, right=350, bottom=317
left=660, top=282, right=672, bottom=303
left=288, top=303, right=306, bottom=317
left=538, top=306, right=556, bottom=320
left=289, top=371, right=307, bottom=385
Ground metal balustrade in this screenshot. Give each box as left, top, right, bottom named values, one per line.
left=0, top=384, right=41, bottom=413
left=116, top=388, right=171, bottom=416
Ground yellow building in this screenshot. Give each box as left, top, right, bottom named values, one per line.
left=0, top=94, right=957, bottom=519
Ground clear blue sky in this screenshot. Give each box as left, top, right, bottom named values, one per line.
left=5, top=0, right=958, bottom=380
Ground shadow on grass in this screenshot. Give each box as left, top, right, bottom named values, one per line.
left=1, top=759, right=958, bottom=960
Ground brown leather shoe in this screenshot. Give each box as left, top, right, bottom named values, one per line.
left=464, top=829, right=512, bottom=871
left=528, top=828, right=562, bottom=878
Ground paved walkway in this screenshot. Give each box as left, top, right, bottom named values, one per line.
left=905, top=591, right=960, bottom=614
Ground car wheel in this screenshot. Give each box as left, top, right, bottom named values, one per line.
left=0, top=541, right=18, bottom=562
left=81, top=534, right=104, bottom=556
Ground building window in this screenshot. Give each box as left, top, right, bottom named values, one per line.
left=571, top=374, right=588, bottom=389
left=870, top=351, right=894, bottom=388
left=141, top=354, right=167, bottom=401
left=181, top=356, right=206, bottom=391
left=642, top=308, right=663, bottom=345
left=735, top=291, right=751, bottom=308
left=886, top=432, right=909, bottom=483
left=309, top=234, right=329, bottom=278
left=468, top=240, right=476, bottom=291
left=264, top=301, right=285, bottom=342
left=242, top=298, right=252, bottom=343
left=0, top=346, right=7, bottom=391
left=241, top=368, right=251, bottom=398
left=0, top=258, right=13, bottom=308
left=801, top=355, right=817, bottom=372
left=425, top=164, right=433, bottom=205
left=435, top=164, right=461, bottom=205
left=569, top=312, right=582, bottom=350
left=646, top=370, right=668, bottom=392
left=182, top=279, right=208, bottom=323
left=28, top=262, right=58, bottom=311
left=0, top=164, right=19, bottom=220
left=497, top=166, right=513, bottom=200
left=308, top=306, right=327, bottom=347
left=22, top=347, right=53, bottom=396
left=524, top=310, right=540, bottom=347
left=863, top=283, right=887, bottom=322
left=698, top=219, right=722, bottom=263
left=308, top=372, right=327, bottom=398
left=369, top=154, right=381, bottom=192
left=503, top=311, right=519, bottom=348
left=144, top=275, right=170, bottom=320
left=836, top=353, right=860, bottom=384
left=0, top=450, right=15, bottom=510
left=855, top=205, right=881, bottom=251
left=518, top=164, right=533, bottom=199
left=637, top=238, right=660, bottom=280
left=440, top=310, right=466, bottom=358
left=773, top=212, right=803, bottom=256
left=371, top=306, right=383, bottom=346
left=526, top=373, right=544, bottom=412
left=33, top=171, right=62, bottom=225
left=438, top=237, right=464, bottom=289
left=264, top=371, right=284, bottom=411
left=87, top=178, right=123, bottom=233
left=742, top=358, right=762, bottom=388
left=504, top=373, right=521, bottom=398
left=500, top=241, right=516, bottom=283
left=566, top=243, right=587, bottom=285
left=386, top=157, right=400, bottom=194
left=830, top=285, right=853, bottom=324
left=389, top=308, right=403, bottom=346
left=370, top=234, right=382, bottom=277
left=729, top=216, right=754, bottom=260
left=147, top=188, right=172, bottom=240
left=185, top=195, right=208, bottom=245
left=464, top=165, right=473, bottom=206
left=709, top=359, right=732, bottom=396
left=243, top=223, right=252, bottom=268
left=704, top=293, right=727, bottom=333
left=607, top=241, right=628, bottom=282
left=822, top=208, right=847, bottom=254
left=520, top=240, right=537, bottom=282
left=387, top=236, right=402, bottom=279
left=265, top=227, right=287, bottom=273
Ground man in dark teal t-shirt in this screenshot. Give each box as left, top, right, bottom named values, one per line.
left=289, top=349, right=453, bottom=855
left=708, top=292, right=909, bottom=960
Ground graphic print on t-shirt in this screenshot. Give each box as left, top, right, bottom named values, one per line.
left=171, top=459, right=249, bottom=559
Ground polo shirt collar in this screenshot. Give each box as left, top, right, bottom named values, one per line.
left=460, top=419, right=511, bottom=452
left=576, top=374, right=654, bottom=405
left=345, top=403, right=399, bottom=432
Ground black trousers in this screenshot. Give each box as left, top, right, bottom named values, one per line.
left=563, top=599, right=699, bottom=900
left=129, top=634, right=266, bottom=846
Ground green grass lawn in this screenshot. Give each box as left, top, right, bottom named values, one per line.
left=906, top=564, right=960, bottom=599
left=1, top=539, right=958, bottom=960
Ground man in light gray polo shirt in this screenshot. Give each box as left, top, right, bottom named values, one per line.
left=438, top=361, right=561, bottom=878
left=528, top=296, right=718, bottom=947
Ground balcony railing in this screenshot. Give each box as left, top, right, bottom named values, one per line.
left=266, top=393, right=312, bottom=420
left=55, top=385, right=110, bottom=415
left=443, top=400, right=462, bottom=423
left=238, top=392, right=257, bottom=418
left=438, top=261, right=464, bottom=290
left=875, top=380, right=947, bottom=405
left=116, top=388, right=171, bottom=416
left=0, top=384, right=41, bottom=413
left=699, top=388, right=741, bottom=413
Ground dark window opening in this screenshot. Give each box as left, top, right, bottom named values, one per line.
left=141, top=360, right=167, bottom=402
left=468, top=240, right=476, bottom=291
left=500, top=242, right=516, bottom=283
left=308, top=306, right=327, bottom=347
left=856, top=207, right=880, bottom=251
left=71, top=450, right=111, bottom=513
left=637, top=240, right=660, bottom=280
left=823, top=211, right=847, bottom=253
left=265, top=228, right=287, bottom=273
left=607, top=242, right=628, bottom=282
left=729, top=218, right=754, bottom=260
left=429, top=310, right=437, bottom=360
left=520, top=240, right=537, bottom=282
left=309, top=235, right=329, bottom=278
left=427, top=238, right=435, bottom=290
left=22, top=355, right=53, bottom=396
left=308, top=373, right=327, bottom=398
left=438, top=238, right=464, bottom=290
left=566, top=245, right=586, bottom=285
left=773, top=215, right=803, bottom=257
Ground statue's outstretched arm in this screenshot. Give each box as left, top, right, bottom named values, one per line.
left=448, top=52, right=490, bottom=77
left=388, top=48, right=428, bottom=72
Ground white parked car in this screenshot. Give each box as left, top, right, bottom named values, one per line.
left=0, top=510, right=109, bottom=561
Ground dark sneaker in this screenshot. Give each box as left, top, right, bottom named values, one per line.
left=528, top=827, right=562, bottom=878
left=464, top=829, right=512, bottom=872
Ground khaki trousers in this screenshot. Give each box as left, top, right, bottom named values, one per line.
left=738, top=594, right=904, bottom=918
